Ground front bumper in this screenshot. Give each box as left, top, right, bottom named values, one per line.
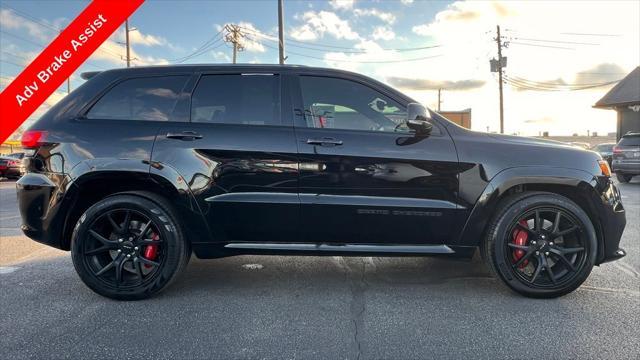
left=594, top=180, right=626, bottom=264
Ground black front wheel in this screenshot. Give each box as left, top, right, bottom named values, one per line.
left=71, top=192, right=190, bottom=300
left=482, top=192, right=597, bottom=298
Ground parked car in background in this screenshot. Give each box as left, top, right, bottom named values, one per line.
left=5, top=152, right=25, bottom=160
left=591, top=143, right=615, bottom=167
left=567, top=141, right=591, bottom=150
left=16, top=65, right=626, bottom=300
left=612, top=132, right=640, bottom=183
left=0, top=154, right=25, bottom=179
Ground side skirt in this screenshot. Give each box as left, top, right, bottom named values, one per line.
left=225, top=242, right=454, bottom=254
left=191, top=242, right=477, bottom=259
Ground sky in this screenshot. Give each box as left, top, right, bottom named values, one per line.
left=1, top=0, right=639, bottom=137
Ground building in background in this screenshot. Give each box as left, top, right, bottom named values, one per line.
left=594, top=67, right=640, bottom=140
left=439, top=108, right=471, bottom=129
left=0, top=140, right=22, bottom=155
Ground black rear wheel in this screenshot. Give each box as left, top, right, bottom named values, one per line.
left=71, top=193, right=189, bottom=300
left=483, top=192, right=597, bottom=298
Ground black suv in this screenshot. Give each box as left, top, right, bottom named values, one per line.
left=17, top=65, right=626, bottom=300
left=612, top=132, right=640, bottom=183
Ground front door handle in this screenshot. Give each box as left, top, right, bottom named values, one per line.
left=306, top=138, right=343, bottom=146
left=166, top=131, right=203, bottom=141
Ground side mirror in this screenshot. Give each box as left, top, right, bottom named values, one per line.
left=406, top=103, right=433, bottom=135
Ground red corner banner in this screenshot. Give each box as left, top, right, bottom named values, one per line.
left=0, top=0, right=145, bottom=142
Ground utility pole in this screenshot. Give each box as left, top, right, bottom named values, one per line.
left=60, top=30, right=70, bottom=93
left=278, top=0, right=286, bottom=64
left=125, top=19, right=131, bottom=67
left=224, top=24, right=245, bottom=64
left=437, top=88, right=442, bottom=111
left=496, top=25, right=504, bottom=134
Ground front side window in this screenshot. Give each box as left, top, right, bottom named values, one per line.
left=87, top=76, right=188, bottom=121
left=191, top=74, right=280, bottom=126
left=299, top=76, right=408, bottom=133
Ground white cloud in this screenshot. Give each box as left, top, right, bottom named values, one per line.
left=372, top=26, right=395, bottom=41
left=401, top=0, right=414, bottom=4
left=235, top=22, right=266, bottom=53
left=329, top=0, right=355, bottom=11
left=290, top=24, right=318, bottom=41
left=402, top=0, right=640, bottom=135
left=290, top=11, right=360, bottom=41
left=354, top=8, right=396, bottom=24
left=127, top=30, right=167, bottom=47
left=0, top=9, right=57, bottom=43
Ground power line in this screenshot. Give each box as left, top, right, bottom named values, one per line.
left=254, top=38, right=442, bottom=63
left=509, top=75, right=623, bottom=88
left=561, top=32, right=621, bottom=37
left=238, top=25, right=442, bottom=53
left=508, top=41, right=575, bottom=50
left=0, top=8, right=123, bottom=60
left=511, top=37, right=599, bottom=46
left=504, top=75, right=620, bottom=91
left=1, top=4, right=61, bottom=32
left=169, top=28, right=225, bottom=63
left=0, top=31, right=107, bottom=70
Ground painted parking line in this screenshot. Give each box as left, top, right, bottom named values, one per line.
left=0, top=266, right=19, bottom=274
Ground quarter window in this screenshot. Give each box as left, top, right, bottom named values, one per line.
left=87, top=76, right=188, bottom=121
left=299, top=76, right=408, bottom=133
left=191, top=74, right=280, bottom=126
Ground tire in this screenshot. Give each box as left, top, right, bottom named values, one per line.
left=71, top=192, right=190, bottom=300
left=481, top=192, right=597, bottom=298
left=616, top=173, right=632, bottom=183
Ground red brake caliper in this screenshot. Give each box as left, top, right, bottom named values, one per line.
left=143, top=232, right=160, bottom=268
left=512, top=220, right=529, bottom=268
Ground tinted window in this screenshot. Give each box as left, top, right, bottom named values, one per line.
left=619, top=135, right=640, bottom=146
left=87, top=76, right=188, bottom=121
left=594, top=144, right=614, bottom=152
left=299, top=76, right=408, bottom=133
left=191, top=74, right=280, bottom=126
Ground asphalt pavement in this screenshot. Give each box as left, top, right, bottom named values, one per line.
left=1, top=178, right=639, bottom=359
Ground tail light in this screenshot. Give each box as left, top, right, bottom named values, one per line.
left=598, top=160, right=611, bottom=177
left=7, top=160, right=21, bottom=166
left=612, top=146, right=622, bottom=154
left=21, top=130, right=48, bottom=149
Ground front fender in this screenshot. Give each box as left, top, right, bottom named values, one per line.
left=454, top=166, right=597, bottom=247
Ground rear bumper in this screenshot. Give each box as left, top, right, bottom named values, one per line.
left=4, top=166, right=25, bottom=178
left=594, top=181, right=626, bottom=264
left=16, top=172, right=73, bottom=250
left=612, top=162, right=640, bottom=175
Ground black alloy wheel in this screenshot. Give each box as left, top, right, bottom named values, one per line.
left=82, top=209, right=165, bottom=288
left=71, top=192, right=189, bottom=300
left=505, top=207, right=587, bottom=287
left=483, top=192, right=597, bottom=298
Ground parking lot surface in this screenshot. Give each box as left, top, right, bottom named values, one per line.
left=1, top=178, right=639, bottom=359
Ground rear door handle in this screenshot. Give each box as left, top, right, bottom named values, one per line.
left=166, top=131, right=203, bottom=140
left=306, top=138, right=343, bottom=146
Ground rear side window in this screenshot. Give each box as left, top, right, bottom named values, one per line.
left=191, top=74, right=280, bottom=126
left=619, top=135, right=640, bottom=146
left=87, top=76, right=188, bottom=121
